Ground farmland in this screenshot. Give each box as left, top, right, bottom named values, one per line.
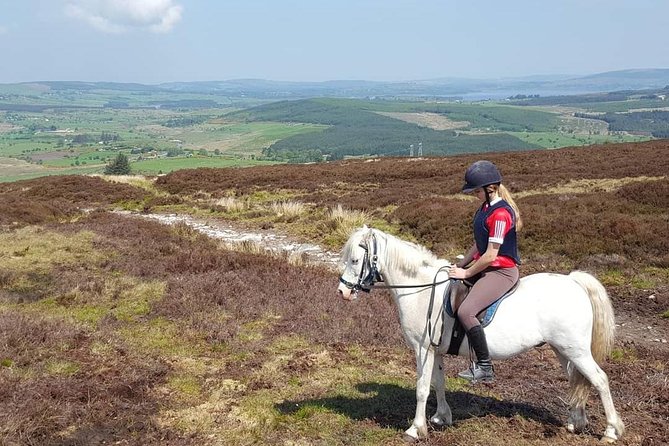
left=1, top=82, right=664, bottom=180
left=0, top=140, right=667, bottom=445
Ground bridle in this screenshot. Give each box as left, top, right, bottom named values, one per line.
left=338, top=232, right=452, bottom=296
left=338, top=231, right=454, bottom=347
left=338, top=232, right=383, bottom=295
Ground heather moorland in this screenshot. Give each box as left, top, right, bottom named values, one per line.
left=0, top=140, right=667, bottom=445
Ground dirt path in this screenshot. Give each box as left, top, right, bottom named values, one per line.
left=115, top=210, right=341, bottom=268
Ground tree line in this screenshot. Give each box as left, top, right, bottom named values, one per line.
left=574, top=111, right=669, bottom=137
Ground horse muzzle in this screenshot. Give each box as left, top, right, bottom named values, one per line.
left=338, top=276, right=361, bottom=301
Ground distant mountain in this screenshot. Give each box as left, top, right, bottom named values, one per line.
left=157, top=69, right=669, bottom=99
left=3, top=69, right=669, bottom=101
left=541, top=69, right=669, bottom=92
left=36, top=81, right=162, bottom=92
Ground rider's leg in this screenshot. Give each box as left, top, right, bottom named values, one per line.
left=458, top=324, right=495, bottom=382
left=457, top=267, right=518, bottom=382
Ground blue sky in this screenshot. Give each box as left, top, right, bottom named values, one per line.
left=1, top=0, right=667, bottom=84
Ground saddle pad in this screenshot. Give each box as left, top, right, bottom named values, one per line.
left=444, top=280, right=519, bottom=327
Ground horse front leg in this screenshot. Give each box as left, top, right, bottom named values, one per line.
left=430, top=354, right=452, bottom=427
left=404, top=346, right=435, bottom=442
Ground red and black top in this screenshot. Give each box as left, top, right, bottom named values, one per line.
left=473, top=198, right=520, bottom=268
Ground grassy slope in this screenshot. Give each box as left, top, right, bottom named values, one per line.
left=234, top=98, right=550, bottom=160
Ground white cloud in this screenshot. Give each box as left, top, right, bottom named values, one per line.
left=65, top=0, right=183, bottom=34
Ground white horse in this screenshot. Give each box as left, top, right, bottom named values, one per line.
left=337, top=226, right=624, bottom=443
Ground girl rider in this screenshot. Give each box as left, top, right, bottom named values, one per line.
left=448, top=160, right=522, bottom=382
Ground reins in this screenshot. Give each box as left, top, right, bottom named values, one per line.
left=364, top=278, right=451, bottom=290
left=368, top=266, right=452, bottom=348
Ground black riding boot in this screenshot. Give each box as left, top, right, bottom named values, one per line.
left=458, top=325, right=495, bottom=383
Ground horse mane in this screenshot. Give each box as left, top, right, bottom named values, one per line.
left=342, top=227, right=443, bottom=277
left=378, top=230, right=442, bottom=276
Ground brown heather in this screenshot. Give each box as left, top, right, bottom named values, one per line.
left=0, top=175, right=150, bottom=226
left=0, top=311, right=178, bottom=445
left=76, top=212, right=403, bottom=346
left=0, top=140, right=667, bottom=445
left=392, top=180, right=669, bottom=269
left=156, top=140, right=669, bottom=209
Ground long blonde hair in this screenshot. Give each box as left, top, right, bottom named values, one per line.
left=486, top=184, right=523, bottom=232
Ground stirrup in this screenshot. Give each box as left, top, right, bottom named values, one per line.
left=458, top=361, right=495, bottom=383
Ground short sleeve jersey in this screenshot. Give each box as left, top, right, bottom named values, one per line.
left=473, top=200, right=517, bottom=268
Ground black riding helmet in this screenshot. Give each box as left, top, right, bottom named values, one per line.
left=462, top=160, right=502, bottom=193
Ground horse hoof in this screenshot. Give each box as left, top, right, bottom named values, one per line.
left=600, top=435, right=617, bottom=444
left=402, top=433, right=418, bottom=443
left=430, top=415, right=452, bottom=427
left=567, top=422, right=587, bottom=434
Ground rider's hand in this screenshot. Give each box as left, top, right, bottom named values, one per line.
left=448, top=266, right=468, bottom=279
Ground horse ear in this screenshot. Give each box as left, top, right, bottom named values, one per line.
left=362, top=224, right=369, bottom=230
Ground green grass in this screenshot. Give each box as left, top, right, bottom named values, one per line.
left=119, top=317, right=204, bottom=357
left=0, top=156, right=105, bottom=182
left=574, top=99, right=669, bottom=113
left=177, top=121, right=328, bottom=156
left=2, top=90, right=667, bottom=180
left=167, top=374, right=203, bottom=401
left=1, top=106, right=303, bottom=179
left=0, top=227, right=105, bottom=274
left=508, top=131, right=649, bottom=148
left=609, top=347, right=638, bottom=363
left=44, top=359, right=80, bottom=376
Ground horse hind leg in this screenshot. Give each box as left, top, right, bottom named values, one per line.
left=551, top=347, right=588, bottom=434
left=429, top=354, right=453, bottom=427
left=565, top=351, right=625, bottom=442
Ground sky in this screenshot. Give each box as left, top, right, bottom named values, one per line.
left=0, top=0, right=668, bottom=84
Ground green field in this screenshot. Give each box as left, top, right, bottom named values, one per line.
left=176, top=121, right=328, bottom=156
left=1, top=82, right=665, bottom=180
left=0, top=102, right=320, bottom=180
left=507, top=131, right=649, bottom=148
left=0, top=157, right=102, bottom=182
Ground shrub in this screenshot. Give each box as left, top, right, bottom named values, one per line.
left=104, top=152, right=131, bottom=175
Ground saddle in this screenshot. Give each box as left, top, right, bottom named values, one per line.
left=443, top=279, right=519, bottom=355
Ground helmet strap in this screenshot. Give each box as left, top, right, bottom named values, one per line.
left=484, top=187, right=491, bottom=205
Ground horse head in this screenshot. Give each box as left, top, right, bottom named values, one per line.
left=337, top=225, right=382, bottom=300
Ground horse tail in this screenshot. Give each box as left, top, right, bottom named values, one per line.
left=567, top=270, right=616, bottom=407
